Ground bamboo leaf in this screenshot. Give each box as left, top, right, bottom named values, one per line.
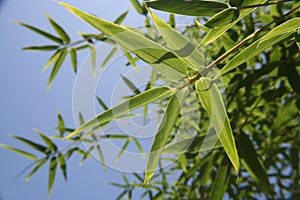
left=89, top=44, right=96, bottom=77
left=58, top=2, right=188, bottom=82
left=17, top=21, right=63, bottom=44
left=22, top=45, right=59, bottom=51
left=35, top=129, right=57, bottom=152
left=70, top=48, right=77, bottom=73
left=25, top=158, right=48, bottom=182
left=117, top=139, right=130, bottom=160
left=57, top=113, right=65, bottom=136
left=229, top=0, right=244, bottom=7
left=259, top=18, right=300, bottom=44
left=148, top=8, right=205, bottom=71
left=65, top=86, right=175, bottom=139
left=219, top=33, right=293, bottom=76
left=205, top=8, right=240, bottom=29
left=47, top=15, right=71, bottom=44
left=201, top=0, right=266, bottom=45
left=144, top=88, right=188, bottom=185
left=58, top=153, right=67, bottom=181
left=195, top=78, right=239, bottom=172
left=129, top=0, right=147, bottom=15
left=9, top=134, right=48, bottom=154
left=133, top=137, right=145, bottom=158
left=0, top=143, right=38, bottom=160
left=47, top=47, right=68, bottom=90
left=96, top=96, right=109, bottom=110
left=145, top=0, right=228, bottom=16
left=114, top=10, right=129, bottom=24
left=100, top=46, right=118, bottom=70
left=238, top=132, right=272, bottom=194
left=41, top=49, right=63, bottom=72
left=48, top=156, right=57, bottom=197
left=122, top=75, right=141, bottom=95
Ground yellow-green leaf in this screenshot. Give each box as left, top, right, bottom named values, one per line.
left=47, top=15, right=71, bottom=44
left=22, top=45, right=59, bottom=51
left=48, top=156, right=57, bottom=197
left=70, top=48, right=77, bottom=73
left=0, top=143, right=38, bottom=160
left=195, top=78, right=239, bottom=172
left=144, top=88, right=188, bottom=185
left=25, top=158, right=48, bottom=182
left=205, top=8, right=240, bottom=29
left=58, top=153, right=67, bottom=181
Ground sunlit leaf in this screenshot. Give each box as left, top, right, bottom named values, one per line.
left=58, top=2, right=188, bottom=82
left=47, top=15, right=71, bottom=44
left=117, top=139, right=130, bottom=160
left=89, top=44, right=96, bottom=77
left=41, top=49, right=63, bottom=72
left=70, top=48, right=77, bottom=73
left=65, top=86, right=175, bottom=139
left=148, top=8, right=204, bottom=71
left=100, top=46, right=118, bottom=70
left=47, top=47, right=68, bottom=90
left=133, top=137, right=145, bottom=158
left=130, top=0, right=147, bottom=15
left=169, top=14, right=175, bottom=28
left=22, top=45, right=59, bottom=51
left=145, top=0, right=228, bottom=16
left=114, top=10, right=129, bottom=24
left=57, top=113, right=65, bottom=136
left=219, top=33, right=293, bottom=76
left=0, top=143, right=38, bottom=160
left=144, top=88, right=188, bottom=185
left=259, top=18, right=300, bottom=45
left=58, top=153, right=67, bottom=181
left=48, top=156, right=57, bottom=197
left=205, top=8, right=240, bottom=29
left=17, top=21, right=63, bottom=44
left=196, top=78, right=239, bottom=172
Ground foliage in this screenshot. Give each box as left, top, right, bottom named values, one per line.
left=1, top=0, right=300, bottom=199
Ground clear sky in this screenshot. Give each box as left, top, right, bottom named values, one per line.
left=0, top=0, right=149, bottom=199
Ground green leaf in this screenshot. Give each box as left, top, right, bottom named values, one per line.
left=209, top=158, right=230, bottom=200
left=22, top=45, right=59, bottom=51
left=58, top=153, right=67, bottom=181
left=114, top=10, right=129, bottom=24
left=96, top=96, right=109, bottom=110
left=57, top=113, right=65, bottom=136
left=117, top=139, right=130, bottom=160
left=286, top=66, right=300, bottom=96
left=0, top=143, right=38, bottom=160
left=195, top=78, right=239, bottom=172
left=201, top=0, right=266, bottom=45
left=205, top=8, right=240, bottom=29
left=48, top=156, right=57, bottom=197
left=148, top=8, right=205, bottom=71
left=259, top=18, right=300, bottom=44
left=89, top=44, right=96, bottom=77
left=229, top=0, right=244, bottom=7
left=219, top=33, right=293, bottom=76
left=122, top=75, right=141, bottom=95
left=129, top=0, right=147, bottom=15
left=145, top=0, right=228, bottom=16
left=169, top=14, right=175, bottom=28
left=35, top=129, right=58, bottom=152
left=25, top=158, right=48, bottom=182
left=65, top=86, right=175, bottom=139
left=17, top=21, right=63, bottom=44
left=144, top=88, right=188, bottom=185
left=100, top=46, right=118, bottom=70
left=238, top=132, right=272, bottom=194
left=70, top=48, right=77, bottom=73
left=133, top=137, right=145, bottom=158
left=58, top=2, right=188, bottom=82
left=47, top=47, right=68, bottom=90
left=46, top=15, right=71, bottom=44
left=9, top=134, right=48, bottom=154
left=41, top=49, right=63, bottom=72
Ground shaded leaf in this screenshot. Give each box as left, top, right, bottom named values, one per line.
left=144, top=88, right=188, bottom=185
left=9, top=134, right=48, bottom=154
left=196, top=78, right=239, bottom=172
left=0, top=143, right=38, bottom=160
left=145, top=0, right=228, bottom=16
left=96, top=96, right=109, bottom=110
left=58, top=153, right=67, bottom=181
left=122, top=75, right=141, bottom=95
left=65, top=86, right=175, bottom=139
left=25, top=158, right=48, bottom=182
left=286, top=65, right=300, bottom=96
left=47, top=15, right=71, bottom=44
left=35, top=129, right=57, bottom=152
left=17, top=21, right=63, bottom=44
left=22, top=45, right=59, bottom=51
left=117, top=139, right=130, bottom=160
left=133, top=137, right=145, bottom=158
left=57, top=113, right=65, bottom=136
left=229, top=0, right=244, bottom=7
left=70, top=48, right=77, bottom=73
left=100, top=46, right=118, bottom=69
left=48, top=156, right=57, bottom=197
left=89, top=44, right=96, bottom=77
left=205, top=8, right=240, bottom=28
left=47, top=47, right=68, bottom=90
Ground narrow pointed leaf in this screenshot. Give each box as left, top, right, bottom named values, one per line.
left=9, top=134, right=48, bottom=153
left=47, top=15, right=71, bottom=44
left=144, top=88, right=188, bottom=185
left=149, top=9, right=204, bottom=71
left=259, top=18, right=300, bottom=44
left=117, top=139, right=130, bottom=160
left=35, top=130, right=57, bottom=152
left=0, top=143, right=38, bottom=160
left=129, top=0, right=147, bottom=15
left=100, top=46, right=118, bottom=69
left=96, top=96, right=109, bottom=110
left=229, top=0, right=244, bottom=7
left=133, top=137, right=145, bottom=157
left=48, top=156, right=57, bottom=197
left=145, top=0, right=228, bottom=16
left=58, top=153, right=67, bottom=181
left=114, top=10, right=129, bottom=24
left=238, top=132, right=272, bottom=194
left=89, top=44, right=96, bottom=77
left=47, top=47, right=68, bottom=90
left=65, top=86, right=175, bottom=139
left=25, top=158, right=48, bottom=182
left=17, top=21, right=63, bottom=44
left=70, top=48, right=77, bottom=73
left=57, top=113, right=65, bottom=136
left=41, top=49, right=63, bottom=72
left=201, top=0, right=266, bottom=45
left=205, top=8, right=240, bottom=28
left=122, top=75, right=141, bottom=95
left=58, top=2, right=188, bottom=81
left=219, top=33, right=293, bottom=76
left=22, top=45, right=59, bottom=51
left=196, top=78, right=239, bottom=172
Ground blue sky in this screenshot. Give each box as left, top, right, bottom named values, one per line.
left=0, top=0, right=150, bottom=199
